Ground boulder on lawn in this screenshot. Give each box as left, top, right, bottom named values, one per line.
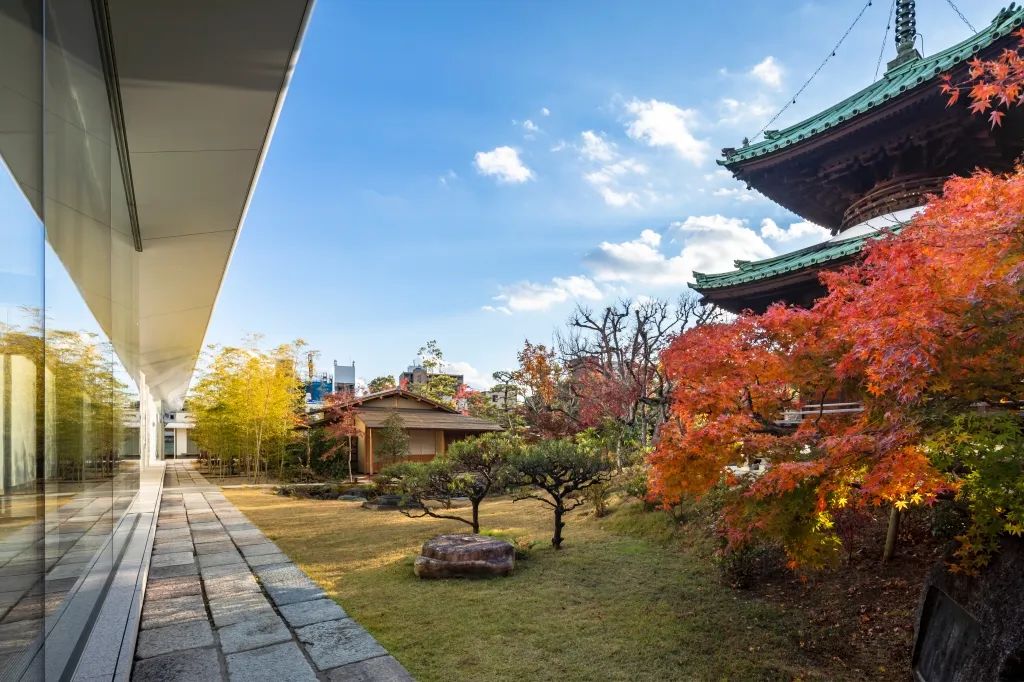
left=414, top=534, right=514, bottom=579
left=362, top=494, right=405, bottom=510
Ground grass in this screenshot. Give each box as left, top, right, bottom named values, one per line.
left=224, top=489, right=843, bottom=681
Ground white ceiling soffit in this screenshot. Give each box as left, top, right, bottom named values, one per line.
left=110, top=0, right=314, bottom=407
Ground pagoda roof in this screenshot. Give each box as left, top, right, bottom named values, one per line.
left=721, top=5, right=1024, bottom=167
left=692, top=225, right=901, bottom=292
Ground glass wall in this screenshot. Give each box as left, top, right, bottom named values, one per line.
left=1, top=1, right=143, bottom=678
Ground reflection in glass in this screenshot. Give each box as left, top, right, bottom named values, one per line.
left=1, top=0, right=143, bottom=675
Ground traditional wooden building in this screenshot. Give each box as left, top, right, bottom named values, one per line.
left=317, top=388, right=502, bottom=474
left=693, top=2, right=1024, bottom=313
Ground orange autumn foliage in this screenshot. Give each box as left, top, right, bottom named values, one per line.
left=940, top=30, right=1024, bottom=128
left=650, top=167, right=1024, bottom=568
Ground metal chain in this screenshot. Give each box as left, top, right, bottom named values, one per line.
left=752, top=0, right=875, bottom=143
left=944, top=0, right=977, bottom=33
left=874, top=0, right=897, bottom=80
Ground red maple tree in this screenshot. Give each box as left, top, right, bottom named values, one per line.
left=940, top=29, right=1024, bottom=127
left=650, top=168, right=1024, bottom=570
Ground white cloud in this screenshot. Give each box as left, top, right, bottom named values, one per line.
left=443, top=360, right=493, bottom=390
left=439, top=169, right=457, bottom=186
left=584, top=158, right=648, bottom=185
left=596, top=186, right=640, bottom=208
left=750, top=56, right=783, bottom=88
left=579, top=130, right=616, bottom=162
left=584, top=158, right=647, bottom=208
left=474, top=146, right=534, bottom=184
left=541, top=107, right=551, bottom=117
left=759, top=218, right=830, bottom=243
left=712, top=186, right=757, bottom=202
left=488, top=214, right=789, bottom=312
left=717, top=96, right=776, bottom=126
left=578, top=132, right=646, bottom=207
left=493, top=275, right=603, bottom=312
left=671, top=215, right=775, bottom=275
left=550, top=140, right=568, bottom=152
left=584, top=215, right=775, bottom=286
left=625, top=98, right=709, bottom=165
left=481, top=304, right=512, bottom=315
left=522, top=119, right=540, bottom=135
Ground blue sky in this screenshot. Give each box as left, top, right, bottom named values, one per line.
left=33, top=0, right=1000, bottom=391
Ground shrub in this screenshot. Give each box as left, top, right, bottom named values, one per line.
left=717, top=541, right=787, bottom=589
left=510, top=439, right=613, bottom=549
left=584, top=481, right=612, bottom=518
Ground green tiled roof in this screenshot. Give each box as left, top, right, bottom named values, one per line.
left=692, top=227, right=902, bottom=290
left=721, top=5, right=1024, bottom=166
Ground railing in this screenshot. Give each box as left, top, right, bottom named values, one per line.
left=777, top=402, right=864, bottom=426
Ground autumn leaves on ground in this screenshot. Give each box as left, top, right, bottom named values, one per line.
left=226, top=488, right=926, bottom=682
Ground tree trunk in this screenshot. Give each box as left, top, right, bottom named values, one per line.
left=347, top=435, right=354, bottom=483
left=882, top=506, right=901, bottom=563
left=552, top=503, right=565, bottom=549
left=471, top=499, right=481, bottom=534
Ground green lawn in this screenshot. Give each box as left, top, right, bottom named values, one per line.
left=225, top=489, right=840, bottom=681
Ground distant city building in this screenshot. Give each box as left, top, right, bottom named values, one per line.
left=399, top=365, right=464, bottom=389
left=334, top=360, right=356, bottom=394
left=487, top=384, right=521, bottom=409
left=304, top=373, right=335, bottom=407
left=302, top=360, right=357, bottom=409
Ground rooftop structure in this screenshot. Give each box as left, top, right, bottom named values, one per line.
left=696, top=2, right=1024, bottom=313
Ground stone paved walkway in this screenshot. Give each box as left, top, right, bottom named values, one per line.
left=132, top=461, right=412, bottom=681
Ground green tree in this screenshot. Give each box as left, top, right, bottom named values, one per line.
left=409, top=340, right=460, bottom=407
left=368, top=375, right=396, bottom=393
left=511, top=439, right=612, bottom=549
left=374, top=411, right=409, bottom=469
left=389, top=432, right=520, bottom=533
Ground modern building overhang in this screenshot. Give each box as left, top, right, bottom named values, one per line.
left=111, top=0, right=314, bottom=408
left=1, top=0, right=314, bottom=409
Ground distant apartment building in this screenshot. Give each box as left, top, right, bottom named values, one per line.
left=399, top=364, right=464, bottom=388
left=334, top=360, right=357, bottom=394
left=487, top=384, right=521, bottom=409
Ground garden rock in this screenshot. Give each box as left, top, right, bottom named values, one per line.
left=413, top=534, right=514, bottom=579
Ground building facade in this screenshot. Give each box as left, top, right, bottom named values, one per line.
left=318, top=389, right=501, bottom=475
left=0, top=1, right=312, bottom=678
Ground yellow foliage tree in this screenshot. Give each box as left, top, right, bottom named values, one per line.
left=189, top=338, right=306, bottom=481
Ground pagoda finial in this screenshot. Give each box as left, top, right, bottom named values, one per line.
left=895, top=0, right=917, bottom=54
left=888, top=0, right=922, bottom=70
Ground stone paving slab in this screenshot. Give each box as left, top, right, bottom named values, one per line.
left=145, top=575, right=203, bottom=601
left=218, top=612, right=291, bottom=654
left=149, top=562, right=198, bottom=580
left=278, top=598, right=347, bottom=628
left=132, top=461, right=410, bottom=681
left=132, top=647, right=224, bottom=682
left=136, top=619, right=214, bottom=659
left=225, top=641, right=317, bottom=682
left=141, top=594, right=207, bottom=629
left=208, top=593, right=276, bottom=629
left=325, top=656, right=414, bottom=682
left=246, top=551, right=291, bottom=567
left=296, top=619, right=388, bottom=671
left=253, top=563, right=326, bottom=606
